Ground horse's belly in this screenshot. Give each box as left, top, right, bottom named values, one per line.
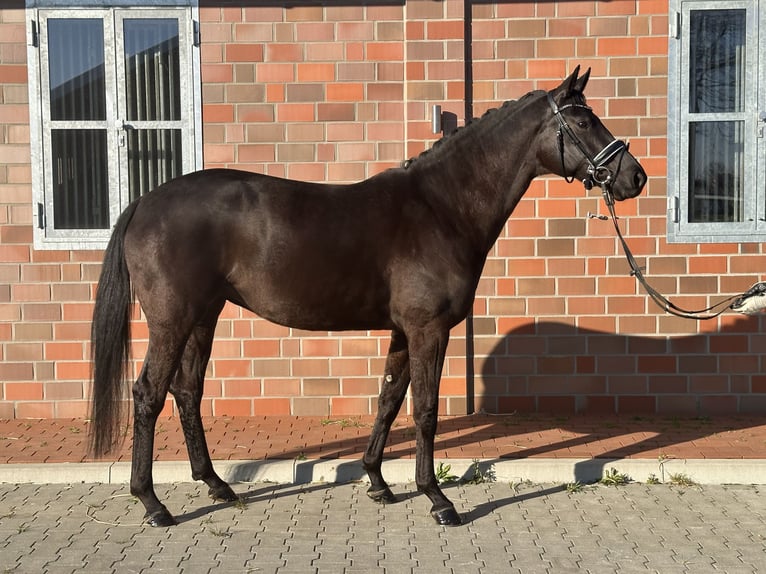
left=231, top=275, right=393, bottom=332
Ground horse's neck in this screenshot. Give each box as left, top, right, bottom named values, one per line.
left=416, top=99, right=544, bottom=255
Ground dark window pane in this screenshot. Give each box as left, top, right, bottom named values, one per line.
left=48, top=19, right=106, bottom=121
left=689, top=10, right=746, bottom=114
left=124, top=19, right=181, bottom=122
left=688, top=121, right=744, bottom=222
left=127, top=129, right=182, bottom=200
left=51, top=129, right=109, bottom=229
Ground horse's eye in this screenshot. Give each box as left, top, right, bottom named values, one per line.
left=577, top=120, right=589, bottom=129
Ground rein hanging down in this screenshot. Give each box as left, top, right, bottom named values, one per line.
left=600, top=182, right=766, bottom=320
left=599, top=190, right=751, bottom=320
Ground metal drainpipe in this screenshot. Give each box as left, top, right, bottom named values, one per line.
left=463, top=0, right=475, bottom=415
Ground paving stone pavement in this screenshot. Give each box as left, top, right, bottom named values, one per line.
left=1, top=480, right=765, bottom=573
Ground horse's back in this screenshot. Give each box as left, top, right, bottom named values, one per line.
left=123, top=169, right=404, bottom=331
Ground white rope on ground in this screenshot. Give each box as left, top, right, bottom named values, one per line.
left=84, top=493, right=145, bottom=527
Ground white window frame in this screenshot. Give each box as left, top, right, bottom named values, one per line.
left=667, top=0, right=766, bottom=243
left=26, top=0, right=202, bottom=250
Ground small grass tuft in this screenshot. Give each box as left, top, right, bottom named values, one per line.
left=668, top=473, right=697, bottom=487
left=462, top=459, right=496, bottom=485
left=435, top=462, right=458, bottom=484
left=207, top=526, right=232, bottom=538
left=564, top=481, right=585, bottom=493
left=600, top=468, right=631, bottom=486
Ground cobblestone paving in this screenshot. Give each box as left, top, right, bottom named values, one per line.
left=1, top=481, right=765, bottom=573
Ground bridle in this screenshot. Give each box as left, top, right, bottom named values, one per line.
left=547, top=92, right=627, bottom=199
left=548, top=91, right=753, bottom=320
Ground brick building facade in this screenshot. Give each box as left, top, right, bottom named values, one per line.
left=1, top=0, right=765, bottom=420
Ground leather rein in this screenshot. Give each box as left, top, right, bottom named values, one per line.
left=548, top=92, right=761, bottom=320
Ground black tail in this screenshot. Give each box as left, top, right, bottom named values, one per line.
left=88, top=200, right=140, bottom=457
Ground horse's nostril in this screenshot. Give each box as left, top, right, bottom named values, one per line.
left=634, top=169, right=647, bottom=190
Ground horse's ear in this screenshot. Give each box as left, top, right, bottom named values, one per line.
left=572, top=67, right=591, bottom=94
left=553, top=65, right=587, bottom=102
left=563, top=65, right=582, bottom=95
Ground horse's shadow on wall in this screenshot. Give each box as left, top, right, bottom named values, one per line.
left=478, top=317, right=766, bottom=417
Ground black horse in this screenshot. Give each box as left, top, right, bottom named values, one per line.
left=89, top=67, right=646, bottom=527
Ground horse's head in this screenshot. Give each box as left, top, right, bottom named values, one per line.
left=539, top=66, right=647, bottom=202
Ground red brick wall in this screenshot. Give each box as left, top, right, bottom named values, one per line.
left=468, top=0, right=766, bottom=416
left=1, top=0, right=765, bottom=420
left=190, top=1, right=470, bottom=419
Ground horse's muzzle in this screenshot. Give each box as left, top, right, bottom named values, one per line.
left=608, top=159, right=647, bottom=201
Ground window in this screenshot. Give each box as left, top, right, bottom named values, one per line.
left=27, top=2, right=201, bottom=249
left=667, top=0, right=766, bottom=242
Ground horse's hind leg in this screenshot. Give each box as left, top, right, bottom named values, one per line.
left=170, top=305, right=238, bottom=504
left=363, top=329, right=410, bottom=503
left=130, top=332, right=188, bottom=527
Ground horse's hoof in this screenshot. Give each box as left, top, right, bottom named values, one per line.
left=208, top=485, right=239, bottom=502
left=431, top=506, right=462, bottom=526
left=366, top=486, right=397, bottom=504
left=144, top=509, right=177, bottom=527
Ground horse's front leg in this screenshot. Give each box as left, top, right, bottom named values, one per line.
left=363, top=329, right=410, bottom=503
left=408, top=326, right=462, bottom=526
left=170, top=321, right=237, bottom=503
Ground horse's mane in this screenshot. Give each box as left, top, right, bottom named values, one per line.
left=401, top=90, right=545, bottom=170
